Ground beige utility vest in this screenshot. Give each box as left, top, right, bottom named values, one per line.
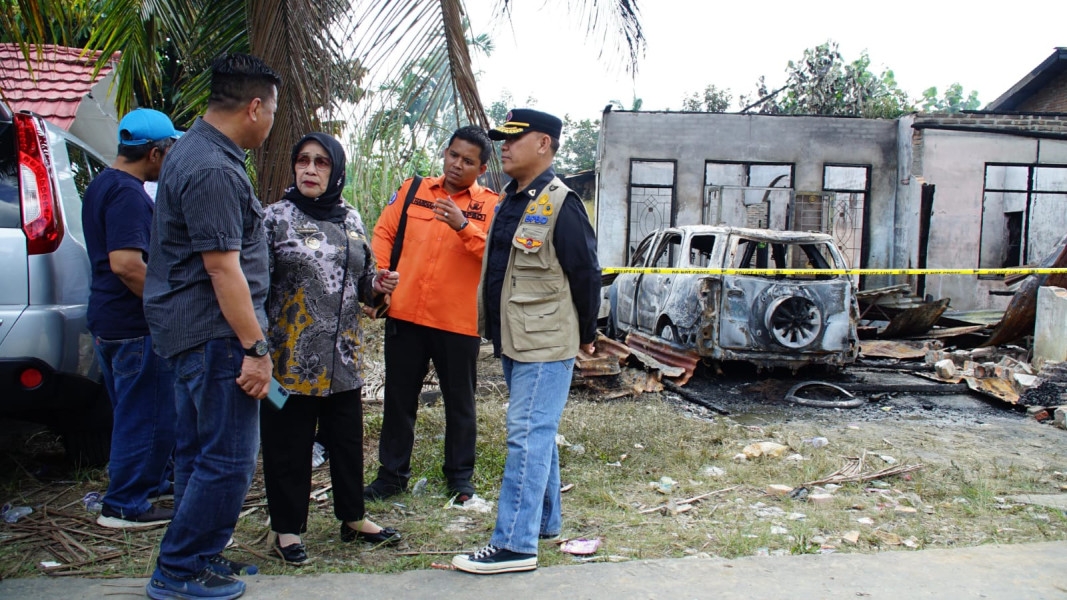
left=478, top=177, right=580, bottom=362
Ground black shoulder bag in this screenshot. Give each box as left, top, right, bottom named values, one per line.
left=388, top=175, right=422, bottom=271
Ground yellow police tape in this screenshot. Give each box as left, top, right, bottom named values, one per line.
left=602, top=267, right=1067, bottom=276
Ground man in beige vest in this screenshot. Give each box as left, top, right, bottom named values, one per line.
left=453, top=109, right=600, bottom=574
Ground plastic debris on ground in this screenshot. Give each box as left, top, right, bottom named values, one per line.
left=411, top=477, right=428, bottom=496
left=1, top=504, right=32, bottom=523
left=742, top=441, right=789, bottom=459
left=448, top=494, right=493, bottom=513
left=560, top=538, right=601, bottom=555
left=82, top=491, right=103, bottom=513
left=650, top=476, right=677, bottom=494
left=803, top=437, right=830, bottom=448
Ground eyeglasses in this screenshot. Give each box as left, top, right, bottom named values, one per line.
left=295, top=154, right=332, bottom=171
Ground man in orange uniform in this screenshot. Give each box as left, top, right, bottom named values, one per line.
left=366, top=126, right=498, bottom=502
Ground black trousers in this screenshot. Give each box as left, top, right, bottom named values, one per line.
left=260, top=388, right=364, bottom=534
left=376, top=318, right=479, bottom=490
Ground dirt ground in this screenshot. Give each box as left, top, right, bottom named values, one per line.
left=2, top=349, right=1066, bottom=578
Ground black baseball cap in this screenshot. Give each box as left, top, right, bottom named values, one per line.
left=488, top=108, right=563, bottom=141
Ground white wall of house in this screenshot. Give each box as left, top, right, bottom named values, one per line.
left=597, top=110, right=1067, bottom=311
left=913, top=129, right=1067, bottom=310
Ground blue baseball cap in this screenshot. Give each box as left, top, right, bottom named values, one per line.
left=118, top=108, right=182, bottom=145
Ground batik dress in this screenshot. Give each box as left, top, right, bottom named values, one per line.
left=263, top=200, right=378, bottom=395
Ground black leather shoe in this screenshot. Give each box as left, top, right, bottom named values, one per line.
left=340, top=522, right=401, bottom=546
left=363, top=480, right=404, bottom=501
left=274, top=537, right=309, bottom=565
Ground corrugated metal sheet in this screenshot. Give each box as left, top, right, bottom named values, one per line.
left=0, top=44, right=117, bottom=130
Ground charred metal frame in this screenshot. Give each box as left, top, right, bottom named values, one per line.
left=609, top=225, right=859, bottom=370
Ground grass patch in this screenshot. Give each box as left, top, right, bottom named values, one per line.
left=2, top=353, right=1066, bottom=577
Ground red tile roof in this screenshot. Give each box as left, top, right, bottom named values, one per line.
left=0, top=44, right=118, bottom=130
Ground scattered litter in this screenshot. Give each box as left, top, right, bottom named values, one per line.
left=430, top=562, right=456, bottom=570
left=702, top=466, right=726, bottom=478
left=81, top=492, right=103, bottom=514
left=650, top=477, right=677, bottom=494
left=732, top=453, right=748, bottom=462
left=555, top=434, right=572, bottom=447
left=569, top=443, right=586, bottom=455
left=404, top=477, right=426, bottom=497
left=784, top=454, right=805, bottom=462
left=857, top=517, right=875, bottom=526
left=842, top=531, right=861, bottom=545
left=1, top=505, right=32, bottom=523
left=766, top=484, right=793, bottom=496
left=310, top=484, right=333, bottom=503
left=742, top=441, right=789, bottom=459
left=561, top=483, right=575, bottom=493
left=606, top=461, right=623, bottom=467
left=803, top=437, right=830, bottom=448
left=448, top=494, right=493, bottom=513
left=804, top=451, right=923, bottom=487
left=634, top=443, right=645, bottom=449
left=39, top=561, right=62, bottom=568
left=770, top=526, right=788, bottom=535
left=894, top=506, right=918, bottom=517
left=638, top=485, right=739, bottom=515
left=789, top=487, right=809, bottom=501
left=787, top=512, right=806, bottom=521
left=560, top=538, right=601, bottom=555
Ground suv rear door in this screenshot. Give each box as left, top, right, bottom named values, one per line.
left=0, top=102, right=29, bottom=347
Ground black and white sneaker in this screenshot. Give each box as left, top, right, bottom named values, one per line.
left=96, top=504, right=173, bottom=529
left=452, top=544, right=536, bottom=574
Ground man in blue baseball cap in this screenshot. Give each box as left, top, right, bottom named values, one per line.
left=82, top=107, right=181, bottom=530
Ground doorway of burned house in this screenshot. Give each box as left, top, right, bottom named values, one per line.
left=918, top=183, right=935, bottom=299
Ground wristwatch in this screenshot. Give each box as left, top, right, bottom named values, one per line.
left=244, top=339, right=269, bottom=358
left=458, top=220, right=469, bottom=231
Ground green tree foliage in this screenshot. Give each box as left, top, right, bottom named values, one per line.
left=5, top=0, right=645, bottom=211
left=680, top=85, right=732, bottom=112
left=742, top=41, right=913, bottom=118
left=920, top=83, right=981, bottom=113
left=557, top=116, right=599, bottom=175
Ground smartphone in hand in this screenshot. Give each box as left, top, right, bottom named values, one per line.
left=266, top=377, right=290, bottom=410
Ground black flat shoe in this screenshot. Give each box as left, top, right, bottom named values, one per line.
left=274, top=537, right=310, bottom=564
left=340, top=522, right=401, bottom=546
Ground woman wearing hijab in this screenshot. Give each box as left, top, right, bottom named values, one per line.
left=261, top=133, right=401, bottom=564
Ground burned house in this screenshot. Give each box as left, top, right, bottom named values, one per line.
left=594, top=48, right=1067, bottom=311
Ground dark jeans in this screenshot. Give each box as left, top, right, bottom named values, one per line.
left=375, top=318, right=478, bottom=491
left=94, top=334, right=176, bottom=517
left=157, top=338, right=260, bottom=578
left=261, top=388, right=365, bottom=534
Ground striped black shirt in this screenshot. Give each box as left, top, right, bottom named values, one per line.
left=144, top=117, right=269, bottom=358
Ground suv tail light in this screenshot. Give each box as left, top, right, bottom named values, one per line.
left=14, top=113, right=63, bottom=254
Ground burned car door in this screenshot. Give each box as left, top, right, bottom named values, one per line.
left=612, top=232, right=657, bottom=334
left=635, top=230, right=683, bottom=337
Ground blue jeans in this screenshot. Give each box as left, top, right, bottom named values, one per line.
left=490, top=356, right=574, bottom=555
left=94, top=335, right=176, bottom=517
left=157, top=338, right=260, bottom=577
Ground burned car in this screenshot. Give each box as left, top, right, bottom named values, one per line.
left=607, top=226, right=858, bottom=369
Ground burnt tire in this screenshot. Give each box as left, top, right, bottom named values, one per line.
left=764, top=296, right=822, bottom=349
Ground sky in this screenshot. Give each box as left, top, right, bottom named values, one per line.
left=465, top=0, right=1065, bottom=122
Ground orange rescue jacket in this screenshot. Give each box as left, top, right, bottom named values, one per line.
left=372, top=175, right=498, bottom=336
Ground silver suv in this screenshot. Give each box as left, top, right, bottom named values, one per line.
left=0, top=101, right=111, bottom=464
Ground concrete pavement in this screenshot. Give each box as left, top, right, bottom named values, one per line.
left=2, top=540, right=1065, bottom=599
